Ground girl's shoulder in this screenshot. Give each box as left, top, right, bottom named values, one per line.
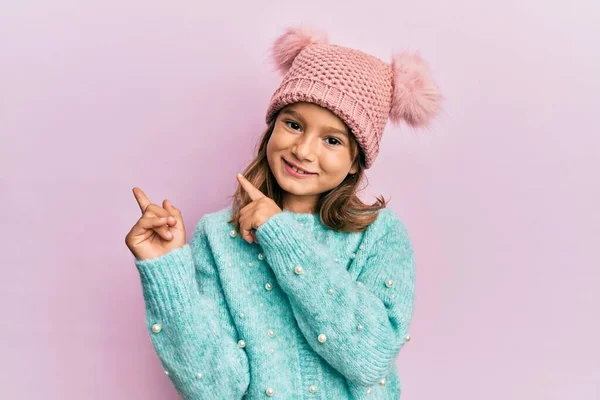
left=364, top=207, right=411, bottom=242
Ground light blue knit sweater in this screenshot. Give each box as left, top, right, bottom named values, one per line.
left=134, top=205, right=415, bottom=399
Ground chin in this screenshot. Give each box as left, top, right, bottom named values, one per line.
left=280, top=175, right=318, bottom=196
left=278, top=177, right=305, bottom=194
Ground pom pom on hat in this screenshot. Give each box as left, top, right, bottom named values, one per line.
left=270, top=26, right=328, bottom=75
left=389, top=51, right=442, bottom=127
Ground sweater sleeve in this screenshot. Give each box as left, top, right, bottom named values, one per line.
left=255, top=210, right=415, bottom=387
left=134, top=217, right=250, bottom=400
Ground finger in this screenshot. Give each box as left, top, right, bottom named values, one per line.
left=238, top=216, right=254, bottom=244
left=238, top=202, right=261, bottom=244
left=138, top=216, right=169, bottom=230
left=162, top=199, right=180, bottom=227
left=132, top=187, right=152, bottom=214
left=239, top=200, right=257, bottom=219
left=242, top=228, right=254, bottom=244
left=163, top=199, right=180, bottom=217
left=237, top=174, right=265, bottom=202
left=143, top=204, right=174, bottom=239
left=145, top=204, right=170, bottom=218
left=134, top=216, right=173, bottom=240
left=238, top=205, right=256, bottom=243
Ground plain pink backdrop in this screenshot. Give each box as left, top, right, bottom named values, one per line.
left=2, top=1, right=599, bottom=399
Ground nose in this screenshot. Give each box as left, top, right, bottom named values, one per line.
left=291, top=133, right=317, bottom=162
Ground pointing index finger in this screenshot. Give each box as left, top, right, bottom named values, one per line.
left=237, top=174, right=265, bottom=201
left=132, top=187, right=151, bottom=214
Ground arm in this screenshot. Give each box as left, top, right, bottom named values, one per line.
left=255, top=210, right=415, bottom=387
left=134, top=217, right=250, bottom=400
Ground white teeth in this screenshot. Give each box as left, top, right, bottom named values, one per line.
left=288, top=162, right=309, bottom=174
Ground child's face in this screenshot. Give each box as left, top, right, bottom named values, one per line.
left=267, top=102, right=359, bottom=212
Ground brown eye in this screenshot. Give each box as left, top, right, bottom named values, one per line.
left=285, top=121, right=301, bottom=131
left=326, top=137, right=342, bottom=146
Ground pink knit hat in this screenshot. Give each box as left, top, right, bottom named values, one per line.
left=265, top=26, right=443, bottom=169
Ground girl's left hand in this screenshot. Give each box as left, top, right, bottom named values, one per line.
left=236, top=173, right=282, bottom=244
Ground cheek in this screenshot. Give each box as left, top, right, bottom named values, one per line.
left=268, top=131, right=295, bottom=162
left=322, top=153, right=352, bottom=174
left=266, top=136, right=284, bottom=169
left=267, top=130, right=284, bottom=152
left=266, top=139, right=276, bottom=166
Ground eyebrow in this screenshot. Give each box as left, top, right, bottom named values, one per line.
left=281, top=109, right=349, bottom=137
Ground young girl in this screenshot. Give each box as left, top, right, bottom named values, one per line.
left=125, top=26, right=441, bottom=399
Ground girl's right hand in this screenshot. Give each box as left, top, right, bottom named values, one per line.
left=125, top=187, right=187, bottom=261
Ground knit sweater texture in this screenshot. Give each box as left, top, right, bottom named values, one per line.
left=134, top=205, right=415, bottom=399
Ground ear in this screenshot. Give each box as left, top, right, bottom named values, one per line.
left=349, top=163, right=359, bottom=175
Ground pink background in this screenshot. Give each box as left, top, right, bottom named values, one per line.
left=2, top=0, right=599, bottom=399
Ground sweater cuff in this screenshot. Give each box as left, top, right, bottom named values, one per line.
left=255, top=212, right=311, bottom=260
left=134, top=244, right=198, bottom=312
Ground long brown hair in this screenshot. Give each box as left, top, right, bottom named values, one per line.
left=228, top=110, right=388, bottom=233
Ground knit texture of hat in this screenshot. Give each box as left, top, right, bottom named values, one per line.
left=265, top=26, right=443, bottom=169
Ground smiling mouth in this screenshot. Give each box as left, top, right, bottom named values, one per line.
left=283, top=158, right=316, bottom=176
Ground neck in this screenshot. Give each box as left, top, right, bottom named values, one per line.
left=282, top=194, right=318, bottom=214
